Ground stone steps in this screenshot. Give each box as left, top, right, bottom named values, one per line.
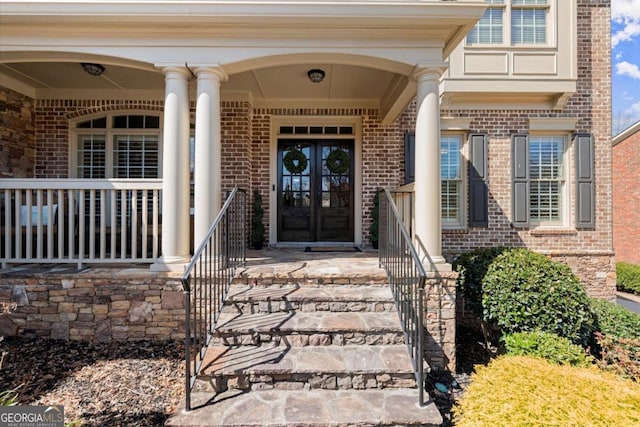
left=168, top=263, right=442, bottom=427
left=195, top=344, right=417, bottom=392
left=223, top=284, right=396, bottom=313
left=166, top=389, right=443, bottom=427
left=211, top=311, right=405, bottom=346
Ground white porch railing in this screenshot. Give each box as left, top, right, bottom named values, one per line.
left=0, top=179, right=162, bottom=268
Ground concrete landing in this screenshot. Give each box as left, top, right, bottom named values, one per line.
left=166, top=389, right=443, bottom=427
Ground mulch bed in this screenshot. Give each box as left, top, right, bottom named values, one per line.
left=0, top=336, right=184, bottom=426
left=1, top=326, right=490, bottom=427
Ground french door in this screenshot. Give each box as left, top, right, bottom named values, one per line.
left=277, top=139, right=354, bottom=242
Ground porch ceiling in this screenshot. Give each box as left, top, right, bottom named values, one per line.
left=0, top=61, right=403, bottom=115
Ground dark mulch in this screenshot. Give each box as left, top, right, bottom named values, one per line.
left=426, top=325, right=494, bottom=427
left=1, top=326, right=490, bottom=427
left=0, top=336, right=184, bottom=426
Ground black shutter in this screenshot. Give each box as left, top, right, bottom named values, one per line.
left=469, top=134, right=488, bottom=227
left=512, top=134, right=529, bottom=227
left=404, top=131, right=415, bottom=184
left=575, top=133, right=595, bottom=228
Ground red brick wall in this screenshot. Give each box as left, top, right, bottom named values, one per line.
left=221, top=101, right=252, bottom=194
left=0, top=86, right=35, bottom=178
left=613, top=129, right=640, bottom=264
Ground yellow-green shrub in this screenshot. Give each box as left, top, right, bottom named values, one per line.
left=453, top=356, right=640, bottom=427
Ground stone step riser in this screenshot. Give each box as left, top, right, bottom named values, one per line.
left=194, top=372, right=417, bottom=393
left=232, top=279, right=389, bottom=287
left=211, top=331, right=406, bottom=347
left=222, top=301, right=396, bottom=314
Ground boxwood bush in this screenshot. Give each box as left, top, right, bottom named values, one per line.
left=503, top=331, right=593, bottom=367
left=453, top=356, right=640, bottom=427
left=590, top=298, right=640, bottom=340
left=617, top=262, right=640, bottom=295
left=453, top=247, right=507, bottom=318
left=482, top=249, right=593, bottom=344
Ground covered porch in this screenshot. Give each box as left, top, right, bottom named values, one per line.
left=0, top=0, right=487, bottom=271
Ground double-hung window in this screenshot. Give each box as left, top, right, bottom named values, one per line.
left=528, top=136, right=565, bottom=224
left=467, top=0, right=550, bottom=46
left=511, top=0, right=548, bottom=45
left=512, top=134, right=568, bottom=227
left=441, top=136, right=464, bottom=228
left=466, top=0, right=505, bottom=45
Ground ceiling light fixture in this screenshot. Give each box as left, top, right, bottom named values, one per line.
left=81, top=63, right=106, bottom=76
left=307, top=69, right=325, bottom=83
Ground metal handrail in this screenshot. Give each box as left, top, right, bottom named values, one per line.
left=180, top=187, right=246, bottom=411
left=378, top=187, right=427, bottom=407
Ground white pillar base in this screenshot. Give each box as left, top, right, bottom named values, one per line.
left=150, top=256, right=191, bottom=273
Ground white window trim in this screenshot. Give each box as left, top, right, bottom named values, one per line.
left=466, top=0, right=555, bottom=48
left=528, top=132, right=570, bottom=229
left=441, top=132, right=467, bottom=230
left=69, top=111, right=164, bottom=179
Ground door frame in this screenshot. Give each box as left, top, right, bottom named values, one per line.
left=269, top=116, right=363, bottom=246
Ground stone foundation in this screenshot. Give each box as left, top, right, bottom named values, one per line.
left=423, top=271, right=457, bottom=372
left=0, top=270, right=185, bottom=342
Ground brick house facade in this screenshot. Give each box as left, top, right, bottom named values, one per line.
left=1, top=0, right=615, bottom=299
left=612, top=121, right=640, bottom=265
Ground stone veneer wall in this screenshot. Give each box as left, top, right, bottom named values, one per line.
left=0, top=86, right=35, bottom=178
left=424, top=272, right=457, bottom=371
left=0, top=273, right=184, bottom=341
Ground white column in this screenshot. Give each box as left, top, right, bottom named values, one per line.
left=193, top=66, right=226, bottom=247
left=413, top=67, right=446, bottom=267
left=152, top=66, right=191, bottom=272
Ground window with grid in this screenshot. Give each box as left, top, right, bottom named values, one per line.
left=75, top=114, right=161, bottom=226
left=466, top=0, right=549, bottom=46
left=441, top=136, right=463, bottom=225
left=511, top=0, right=547, bottom=44
left=75, top=114, right=160, bottom=179
left=466, top=0, right=504, bottom=45
left=529, top=136, right=564, bottom=223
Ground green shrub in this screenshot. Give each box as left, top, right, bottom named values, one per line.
left=596, top=332, right=640, bottom=382
left=590, top=298, right=640, bottom=339
left=482, top=249, right=593, bottom=344
left=453, top=356, right=640, bottom=427
left=503, top=331, right=593, bottom=367
left=453, top=247, right=507, bottom=318
left=617, top=262, right=640, bottom=295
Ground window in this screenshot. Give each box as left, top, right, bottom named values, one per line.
left=529, top=136, right=564, bottom=223
left=73, top=114, right=162, bottom=226
left=74, top=114, right=161, bottom=179
left=404, top=132, right=467, bottom=228
left=511, top=0, right=547, bottom=45
left=512, top=134, right=569, bottom=227
left=466, top=0, right=504, bottom=45
left=441, top=136, right=464, bottom=227
left=467, top=0, right=549, bottom=46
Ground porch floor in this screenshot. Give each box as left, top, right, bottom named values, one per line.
left=0, top=247, right=384, bottom=280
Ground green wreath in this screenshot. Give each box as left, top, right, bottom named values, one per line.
left=284, top=148, right=308, bottom=174
left=326, top=149, right=350, bottom=174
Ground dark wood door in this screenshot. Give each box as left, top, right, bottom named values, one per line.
left=277, top=139, right=354, bottom=242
